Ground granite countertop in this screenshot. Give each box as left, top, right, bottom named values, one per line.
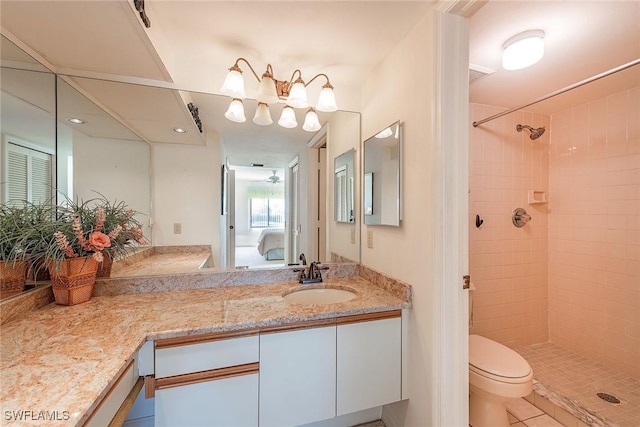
left=0, top=276, right=409, bottom=426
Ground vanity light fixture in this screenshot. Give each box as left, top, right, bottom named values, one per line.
left=220, top=57, right=337, bottom=131
left=302, top=108, right=321, bottom=132
left=225, top=98, right=246, bottom=123
left=502, top=30, right=545, bottom=70
left=67, top=117, right=85, bottom=124
left=277, top=105, right=297, bottom=129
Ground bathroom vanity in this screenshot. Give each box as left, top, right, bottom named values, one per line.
left=0, top=271, right=411, bottom=427
left=148, top=310, right=403, bottom=426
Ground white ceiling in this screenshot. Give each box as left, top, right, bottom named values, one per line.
left=1, top=1, right=639, bottom=167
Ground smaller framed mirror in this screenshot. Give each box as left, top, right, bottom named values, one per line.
left=334, top=149, right=354, bottom=223
left=363, top=121, right=401, bottom=226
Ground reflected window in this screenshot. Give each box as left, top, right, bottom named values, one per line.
left=250, top=198, right=284, bottom=228
left=3, top=141, right=52, bottom=205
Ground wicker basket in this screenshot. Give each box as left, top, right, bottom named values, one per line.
left=49, top=257, right=98, bottom=306
left=0, top=260, right=27, bottom=299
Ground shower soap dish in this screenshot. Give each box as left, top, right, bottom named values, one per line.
left=528, top=190, right=548, bottom=204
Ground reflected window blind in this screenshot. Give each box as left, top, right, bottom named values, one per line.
left=5, top=142, right=52, bottom=204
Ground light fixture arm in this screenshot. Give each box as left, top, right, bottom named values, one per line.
left=288, top=69, right=304, bottom=85
left=231, top=57, right=262, bottom=83
left=304, top=73, right=333, bottom=89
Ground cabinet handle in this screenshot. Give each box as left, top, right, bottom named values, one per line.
left=154, top=362, right=259, bottom=391
left=144, top=376, right=155, bottom=399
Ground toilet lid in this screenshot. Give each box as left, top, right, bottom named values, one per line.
left=469, top=335, right=532, bottom=379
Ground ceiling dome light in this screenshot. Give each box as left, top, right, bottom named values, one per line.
left=67, top=117, right=85, bottom=124
left=172, top=127, right=187, bottom=133
left=502, top=30, right=545, bottom=71
left=302, top=108, right=321, bottom=132
left=278, top=105, right=297, bottom=129
left=253, top=102, right=273, bottom=126
left=375, top=127, right=393, bottom=139
left=224, top=98, right=246, bottom=123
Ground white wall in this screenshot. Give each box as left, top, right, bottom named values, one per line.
left=73, top=131, right=152, bottom=239
left=326, top=112, right=361, bottom=262
left=360, top=12, right=436, bottom=425
left=360, top=9, right=469, bottom=427
left=151, top=135, right=222, bottom=265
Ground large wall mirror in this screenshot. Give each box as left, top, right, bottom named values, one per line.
left=363, top=121, right=402, bottom=226
left=1, top=34, right=361, bottom=295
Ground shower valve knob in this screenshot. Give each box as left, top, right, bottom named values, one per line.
left=512, top=208, right=531, bottom=228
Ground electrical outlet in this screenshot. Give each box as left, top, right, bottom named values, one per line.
left=367, top=230, right=373, bottom=248
left=173, top=223, right=182, bottom=234
left=350, top=228, right=356, bottom=244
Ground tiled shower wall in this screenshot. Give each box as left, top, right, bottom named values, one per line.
left=469, top=104, right=550, bottom=348
left=548, top=86, right=640, bottom=379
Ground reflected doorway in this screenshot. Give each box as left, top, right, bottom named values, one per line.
left=231, top=165, right=286, bottom=269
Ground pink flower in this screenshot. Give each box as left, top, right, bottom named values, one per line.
left=54, top=231, right=78, bottom=258
left=108, top=225, right=122, bottom=240
left=73, top=214, right=92, bottom=251
left=89, top=231, right=111, bottom=251
left=92, top=251, right=104, bottom=263
left=95, top=208, right=106, bottom=231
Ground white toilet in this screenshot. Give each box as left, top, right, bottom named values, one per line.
left=468, top=334, right=533, bottom=427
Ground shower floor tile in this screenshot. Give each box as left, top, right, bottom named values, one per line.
left=519, top=343, right=640, bottom=426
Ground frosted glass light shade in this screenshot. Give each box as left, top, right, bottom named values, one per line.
left=316, top=86, right=337, bottom=112
left=502, top=30, right=545, bottom=71
left=253, top=103, right=273, bottom=126
left=220, top=69, right=246, bottom=98
left=278, top=106, right=297, bottom=128
left=224, top=99, right=246, bottom=123
left=257, top=75, right=279, bottom=104
left=287, top=81, right=309, bottom=109
left=302, top=108, right=321, bottom=132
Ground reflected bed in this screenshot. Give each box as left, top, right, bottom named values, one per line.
left=257, top=228, right=285, bottom=260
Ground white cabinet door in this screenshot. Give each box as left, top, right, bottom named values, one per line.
left=154, top=372, right=258, bottom=427
left=259, top=323, right=336, bottom=427
left=336, top=312, right=402, bottom=416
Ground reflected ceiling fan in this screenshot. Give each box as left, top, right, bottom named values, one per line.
left=253, top=170, right=282, bottom=184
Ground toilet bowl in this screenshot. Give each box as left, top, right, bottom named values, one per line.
left=469, top=334, right=533, bottom=427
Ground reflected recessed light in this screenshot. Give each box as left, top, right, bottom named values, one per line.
left=173, top=127, right=187, bottom=133
left=67, top=117, right=85, bottom=124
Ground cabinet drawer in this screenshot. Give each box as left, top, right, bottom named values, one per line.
left=155, top=372, right=258, bottom=427
left=155, top=330, right=258, bottom=379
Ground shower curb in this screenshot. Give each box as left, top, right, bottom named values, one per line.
left=532, top=380, right=620, bottom=427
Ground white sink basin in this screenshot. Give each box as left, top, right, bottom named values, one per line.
left=283, top=287, right=356, bottom=305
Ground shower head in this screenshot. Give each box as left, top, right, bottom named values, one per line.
left=517, top=124, right=546, bottom=140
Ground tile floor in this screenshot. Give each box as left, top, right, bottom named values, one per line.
left=519, top=343, right=640, bottom=426
left=507, top=398, right=568, bottom=427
